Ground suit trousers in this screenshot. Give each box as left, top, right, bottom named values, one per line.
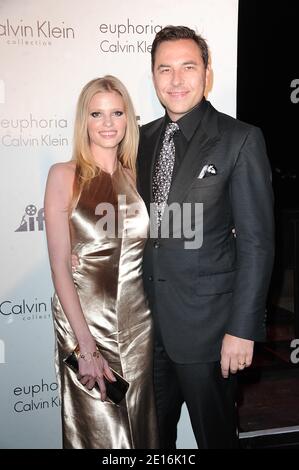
left=153, top=333, right=239, bottom=449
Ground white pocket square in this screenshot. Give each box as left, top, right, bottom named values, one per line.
left=198, top=164, right=217, bottom=179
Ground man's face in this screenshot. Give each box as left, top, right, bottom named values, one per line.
left=153, top=39, right=210, bottom=122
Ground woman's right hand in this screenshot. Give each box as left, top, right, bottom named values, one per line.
left=77, top=349, right=116, bottom=401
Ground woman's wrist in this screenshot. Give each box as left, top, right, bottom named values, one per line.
left=75, top=344, right=99, bottom=362
left=77, top=335, right=96, bottom=351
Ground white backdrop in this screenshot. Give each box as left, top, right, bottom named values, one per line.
left=0, top=0, right=238, bottom=449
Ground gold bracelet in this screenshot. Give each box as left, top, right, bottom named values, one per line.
left=74, top=345, right=100, bottom=362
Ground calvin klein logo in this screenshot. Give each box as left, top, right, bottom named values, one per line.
left=0, top=297, right=52, bottom=320
left=0, top=19, right=75, bottom=40
left=15, top=204, right=44, bottom=232
left=13, top=379, right=61, bottom=414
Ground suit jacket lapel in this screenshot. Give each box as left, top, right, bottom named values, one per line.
left=167, top=103, right=221, bottom=207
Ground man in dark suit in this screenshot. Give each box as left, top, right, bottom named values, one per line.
left=137, top=26, right=274, bottom=449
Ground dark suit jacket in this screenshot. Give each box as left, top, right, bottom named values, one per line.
left=137, top=101, right=275, bottom=363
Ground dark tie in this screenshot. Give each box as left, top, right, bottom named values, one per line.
left=152, top=122, right=179, bottom=227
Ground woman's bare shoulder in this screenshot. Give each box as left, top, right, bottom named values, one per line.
left=48, top=160, right=76, bottom=182
left=46, top=161, right=77, bottom=198
left=49, top=160, right=76, bottom=175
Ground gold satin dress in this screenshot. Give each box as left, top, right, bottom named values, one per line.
left=52, top=163, right=158, bottom=449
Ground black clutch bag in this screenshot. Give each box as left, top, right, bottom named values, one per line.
left=63, top=349, right=129, bottom=405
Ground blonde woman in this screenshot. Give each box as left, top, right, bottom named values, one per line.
left=44, top=76, right=157, bottom=449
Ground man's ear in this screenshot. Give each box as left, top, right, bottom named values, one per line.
left=152, top=71, right=156, bottom=87
left=205, top=63, right=211, bottom=84
left=205, top=63, right=213, bottom=96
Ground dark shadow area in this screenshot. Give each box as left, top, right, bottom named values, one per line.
left=237, top=0, right=299, bottom=448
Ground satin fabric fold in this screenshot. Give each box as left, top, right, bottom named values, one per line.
left=52, top=163, right=158, bottom=449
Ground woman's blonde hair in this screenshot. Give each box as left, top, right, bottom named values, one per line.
left=72, top=75, right=139, bottom=203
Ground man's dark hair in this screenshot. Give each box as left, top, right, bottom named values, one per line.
left=151, top=25, right=209, bottom=71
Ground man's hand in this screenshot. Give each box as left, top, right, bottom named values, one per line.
left=220, top=333, right=254, bottom=378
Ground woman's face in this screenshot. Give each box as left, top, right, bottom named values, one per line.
left=87, top=91, right=127, bottom=152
